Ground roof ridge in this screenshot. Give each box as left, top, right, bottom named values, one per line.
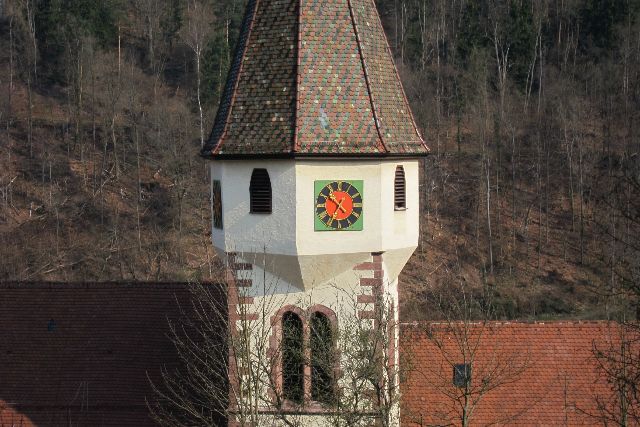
left=347, top=0, right=387, bottom=154
left=366, top=0, right=427, bottom=148
left=213, top=0, right=260, bottom=155
left=400, top=320, right=618, bottom=327
left=0, top=281, right=224, bottom=289
left=292, top=0, right=302, bottom=153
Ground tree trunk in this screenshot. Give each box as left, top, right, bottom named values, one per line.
left=27, top=74, right=33, bottom=158
left=486, top=150, right=494, bottom=274
left=26, top=0, right=37, bottom=80
left=578, top=142, right=584, bottom=265
left=196, top=50, right=204, bottom=148
left=7, top=15, right=13, bottom=161
left=111, top=115, right=119, bottom=178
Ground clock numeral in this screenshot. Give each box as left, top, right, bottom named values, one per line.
left=353, top=203, right=362, bottom=208
left=352, top=211, right=360, bottom=219
left=317, top=203, right=326, bottom=208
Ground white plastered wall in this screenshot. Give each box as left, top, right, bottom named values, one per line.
left=211, top=158, right=413, bottom=427
left=210, top=159, right=420, bottom=291
left=232, top=258, right=399, bottom=427
left=210, top=160, right=297, bottom=257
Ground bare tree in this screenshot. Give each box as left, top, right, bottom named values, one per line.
left=181, top=0, right=214, bottom=148
left=133, top=0, right=169, bottom=69
left=149, top=259, right=406, bottom=427
left=406, top=283, right=530, bottom=426
left=326, top=285, right=405, bottom=427
left=589, top=323, right=640, bottom=426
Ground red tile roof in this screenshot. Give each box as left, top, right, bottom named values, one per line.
left=203, top=0, right=429, bottom=158
left=400, top=321, right=628, bottom=426
left=0, top=282, right=222, bottom=426
left=3, top=283, right=626, bottom=426
left=0, top=401, right=35, bottom=427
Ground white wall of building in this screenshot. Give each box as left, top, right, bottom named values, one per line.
left=211, top=158, right=420, bottom=291
left=210, top=160, right=297, bottom=257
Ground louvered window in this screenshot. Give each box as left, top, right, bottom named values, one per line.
left=249, top=169, right=272, bottom=214
left=394, top=166, right=406, bottom=210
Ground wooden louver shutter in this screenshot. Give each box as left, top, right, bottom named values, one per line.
left=250, top=169, right=272, bottom=213
left=394, top=166, right=406, bottom=210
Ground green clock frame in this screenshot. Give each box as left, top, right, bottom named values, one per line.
left=314, top=180, right=364, bottom=231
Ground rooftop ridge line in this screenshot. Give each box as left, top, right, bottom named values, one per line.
left=367, top=0, right=427, bottom=148
left=400, top=320, right=619, bottom=327
left=347, top=0, right=387, bottom=154
left=212, top=0, right=259, bottom=155
left=292, top=0, right=302, bottom=152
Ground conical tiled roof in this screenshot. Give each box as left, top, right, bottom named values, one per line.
left=202, top=0, right=429, bottom=158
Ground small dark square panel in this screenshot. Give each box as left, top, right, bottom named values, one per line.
left=453, top=363, right=471, bottom=387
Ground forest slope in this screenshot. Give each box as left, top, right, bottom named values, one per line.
left=0, top=0, right=638, bottom=321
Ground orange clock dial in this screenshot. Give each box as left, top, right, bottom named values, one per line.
left=324, top=190, right=354, bottom=220
left=315, top=181, right=363, bottom=230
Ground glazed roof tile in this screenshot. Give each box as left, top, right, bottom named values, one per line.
left=203, top=0, right=428, bottom=158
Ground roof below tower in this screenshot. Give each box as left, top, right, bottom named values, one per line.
left=202, top=0, right=429, bottom=159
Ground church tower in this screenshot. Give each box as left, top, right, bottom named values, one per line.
left=202, top=0, right=429, bottom=425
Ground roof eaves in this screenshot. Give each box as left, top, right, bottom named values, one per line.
left=201, top=151, right=428, bottom=160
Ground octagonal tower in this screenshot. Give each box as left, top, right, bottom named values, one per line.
left=202, top=0, right=429, bottom=425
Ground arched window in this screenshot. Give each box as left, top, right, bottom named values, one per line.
left=310, top=312, right=334, bottom=403
left=282, top=311, right=304, bottom=403
left=394, top=165, right=406, bottom=210
left=249, top=168, right=272, bottom=213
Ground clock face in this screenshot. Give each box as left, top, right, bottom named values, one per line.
left=314, top=180, right=363, bottom=231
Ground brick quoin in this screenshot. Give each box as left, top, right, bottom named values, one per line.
left=237, top=296, right=254, bottom=305
left=357, top=294, right=377, bottom=304
left=360, top=278, right=383, bottom=287
left=358, top=310, right=376, bottom=320
left=225, top=252, right=257, bottom=416
left=354, top=262, right=382, bottom=271
left=235, top=279, right=252, bottom=287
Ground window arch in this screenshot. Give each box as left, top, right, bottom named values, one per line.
left=249, top=168, right=272, bottom=213
left=310, top=312, right=335, bottom=403
left=394, top=165, right=406, bottom=210
left=282, top=311, right=304, bottom=403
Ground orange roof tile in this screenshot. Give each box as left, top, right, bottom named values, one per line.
left=400, top=321, right=629, bottom=426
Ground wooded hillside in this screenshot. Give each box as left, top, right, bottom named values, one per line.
left=0, top=0, right=638, bottom=321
